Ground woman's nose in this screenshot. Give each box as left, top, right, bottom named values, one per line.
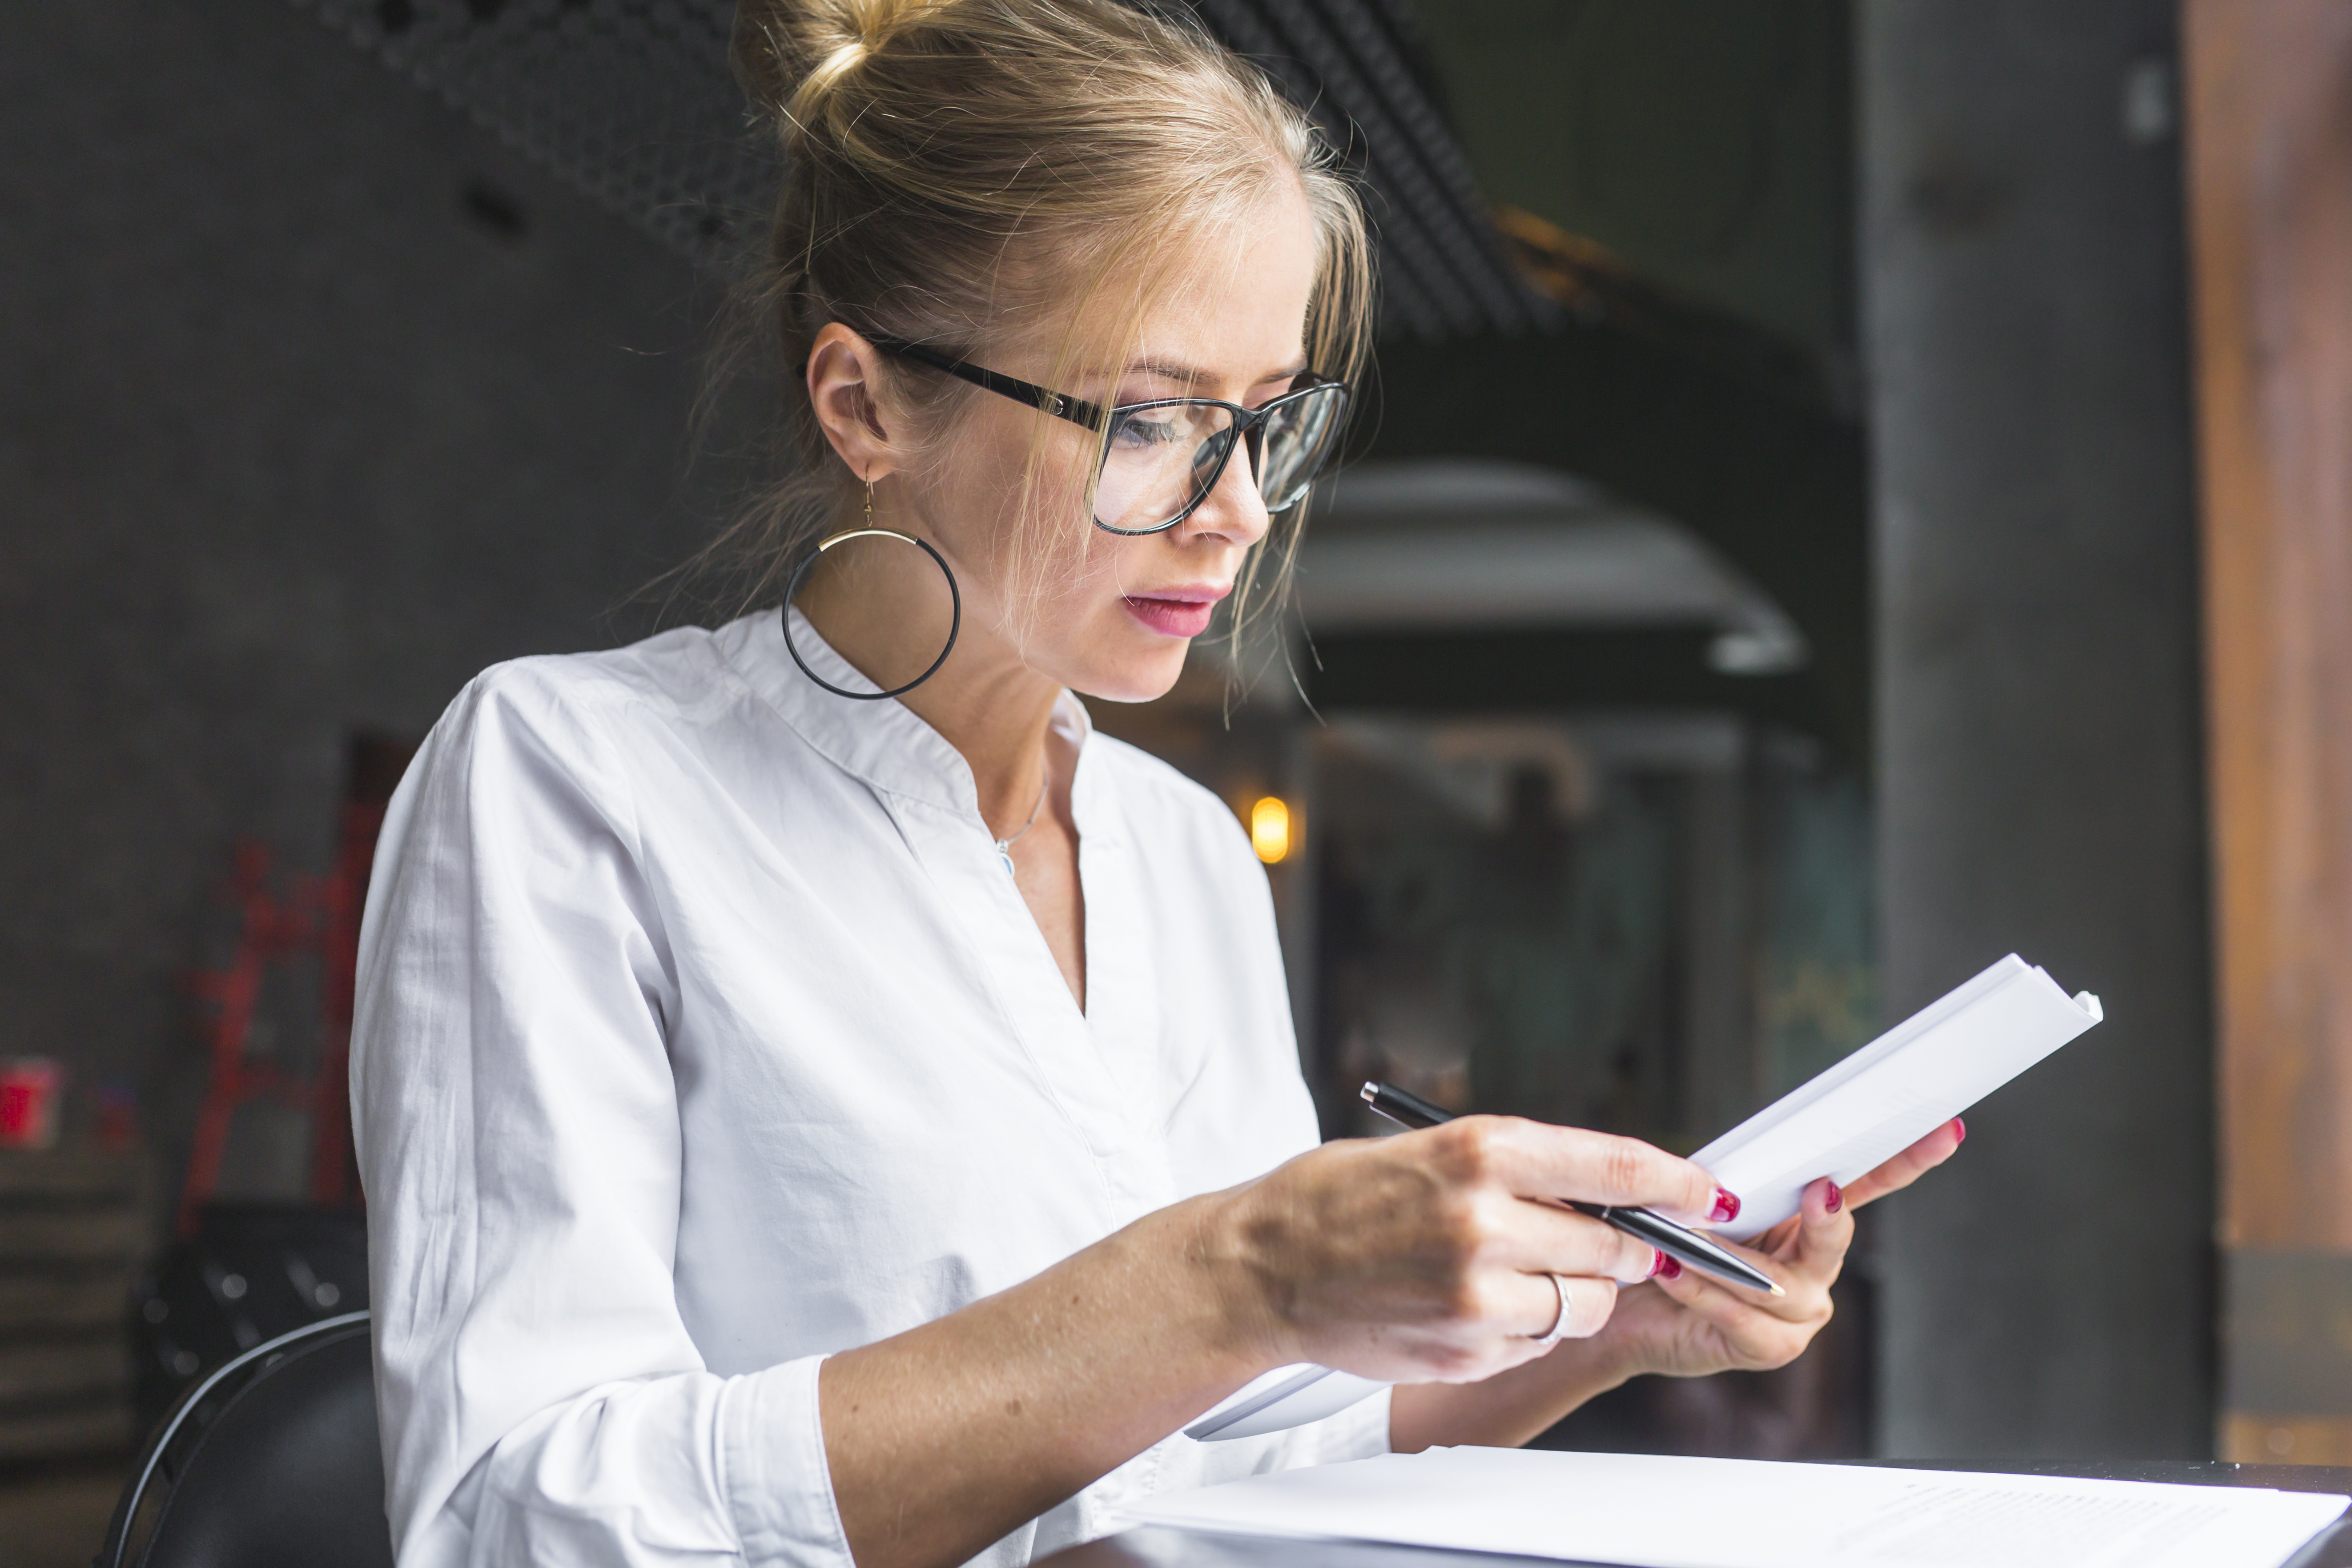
left=1180, top=436, right=1273, bottom=549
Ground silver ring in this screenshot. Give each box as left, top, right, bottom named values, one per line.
left=1529, top=1272, right=1570, bottom=1347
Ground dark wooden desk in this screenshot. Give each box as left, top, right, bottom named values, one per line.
left=1041, top=1460, right=2352, bottom=1568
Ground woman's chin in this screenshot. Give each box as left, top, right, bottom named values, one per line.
left=1066, top=640, right=1192, bottom=705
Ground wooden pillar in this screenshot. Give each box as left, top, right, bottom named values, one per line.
left=2185, top=0, right=2352, bottom=1465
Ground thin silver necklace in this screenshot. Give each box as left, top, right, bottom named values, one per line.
left=991, top=771, right=1049, bottom=876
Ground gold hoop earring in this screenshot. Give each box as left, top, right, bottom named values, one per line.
left=782, top=528, right=961, bottom=701
left=781, top=469, right=962, bottom=703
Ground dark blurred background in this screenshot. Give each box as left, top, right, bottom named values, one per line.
left=8, top=0, right=2351, bottom=1560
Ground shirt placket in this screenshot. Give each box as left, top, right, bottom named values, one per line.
left=888, top=784, right=1171, bottom=1230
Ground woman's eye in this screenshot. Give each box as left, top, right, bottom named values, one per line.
left=1111, top=415, right=1181, bottom=450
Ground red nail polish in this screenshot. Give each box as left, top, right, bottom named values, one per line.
left=1953, top=1116, right=1967, bottom=1145
left=1823, top=1180, right=1843, bottom=1214
left=1656, top=1255, right=1683, bottom=1281
left=1709, top=1188, right=1741, bottom=1224
left=1645, top=1249, right=1666, bottom=1280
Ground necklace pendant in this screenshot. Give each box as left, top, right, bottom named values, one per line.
left=988, top=771, right=1048, bottom=878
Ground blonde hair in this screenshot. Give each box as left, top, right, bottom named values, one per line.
left=707, top=0, right=1373, bottom=654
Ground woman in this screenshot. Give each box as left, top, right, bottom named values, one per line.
left=350, top=1, right=1962, bottom=1565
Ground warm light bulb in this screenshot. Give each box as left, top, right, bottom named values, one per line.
left=1250, top=796, right=1292, bottom=864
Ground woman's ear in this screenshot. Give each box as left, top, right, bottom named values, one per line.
left=806, top=322, right=901, bottom=483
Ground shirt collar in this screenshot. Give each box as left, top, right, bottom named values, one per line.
left=715, top=608, right=1097, bottom=823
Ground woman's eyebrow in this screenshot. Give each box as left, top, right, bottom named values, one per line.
left=1121, top=359, right=1312, bottom=386
left=1125, top=358, right=1205, bottom=382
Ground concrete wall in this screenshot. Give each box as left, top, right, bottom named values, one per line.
left=1860, top=2, right=2214, bottom=1456
left=1, top=0, right=720, bottom=1190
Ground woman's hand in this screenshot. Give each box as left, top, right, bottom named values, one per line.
left=1593, top=1176, right=1849, bottom=1380
left=1597, top=1117, right=1966, bottom=1381
left=1387, top=1117, right=1966, bottom=1452
left=1214, top=1116, right=1731, bottom=1386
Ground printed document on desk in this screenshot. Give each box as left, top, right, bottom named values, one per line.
left=1121, top=1447, right=2349, bottom=1568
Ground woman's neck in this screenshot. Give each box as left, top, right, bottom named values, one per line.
left=897, top=650, right=1066, bottom=836
left=797, top=567, right=1066, bottom=833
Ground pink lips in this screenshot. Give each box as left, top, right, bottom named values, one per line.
left=1121, top=583, right=1230, bottom=639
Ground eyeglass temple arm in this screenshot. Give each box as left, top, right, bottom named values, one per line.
left=865, top=336, right=1109, bottom=432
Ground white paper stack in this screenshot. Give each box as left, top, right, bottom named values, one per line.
left=1125, top=1447, right=2348, bottom=1568
left=1695, top=954, right=2101, bottom=1240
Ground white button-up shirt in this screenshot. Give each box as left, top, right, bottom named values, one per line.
left=351, top=610, right=1389, bottom=1568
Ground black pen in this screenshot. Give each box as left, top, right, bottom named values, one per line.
left=1359, top=1081, right=1785, bottom=1298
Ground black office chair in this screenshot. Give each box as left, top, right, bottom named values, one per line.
left=97, top=1309, right=396, bottom=1568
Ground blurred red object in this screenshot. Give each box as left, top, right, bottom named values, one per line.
left=177, top=735, right=414, bottom=1234
left=179, top=840, right=319, bottom=1232
left=0, top=1059, right=65, bottom=1149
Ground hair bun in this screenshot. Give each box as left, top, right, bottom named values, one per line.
left=732, top=0, right=945, bottom=124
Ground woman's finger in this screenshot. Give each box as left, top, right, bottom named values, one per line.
left=1504, top=1198, right=1660, bottom=1284
left=1665, top=1181, right=1845, bottom=1322
left=1646, top=1261, right=1822, bottom=1370
left=1650, top=1255, right=1766, bottom=1331
left=1551, top=1272, right=1621, bottom=1340
left=1840, top=1118, right=1965, bottom=1209
left=1436, top=1117, right=1729, bottom=1224
left=1491, top=1268, right=1620, bottom=1345
left=1781, top=1176, right=1854, bottom=1291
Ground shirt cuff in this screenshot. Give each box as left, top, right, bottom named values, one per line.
left=720, top=1354, right=856, bottom=1568
left=1310, top=1383, right=1394, bottom=1463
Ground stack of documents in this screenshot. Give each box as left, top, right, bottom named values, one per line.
left=1123, top=1447, right=2348, bottom=1568
left=1695, top=953, right=2102, bottom=1240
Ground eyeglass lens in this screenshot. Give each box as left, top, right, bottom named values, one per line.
left=1093, top=383, right=1346, bottom=533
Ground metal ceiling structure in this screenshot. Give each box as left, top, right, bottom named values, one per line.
left=301, top=0, right=1552, bottom=339
left=1299, top=459, right=1809, bottom=675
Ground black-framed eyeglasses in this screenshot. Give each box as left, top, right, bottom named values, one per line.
left=868, top=335, right=1350, bottom=536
